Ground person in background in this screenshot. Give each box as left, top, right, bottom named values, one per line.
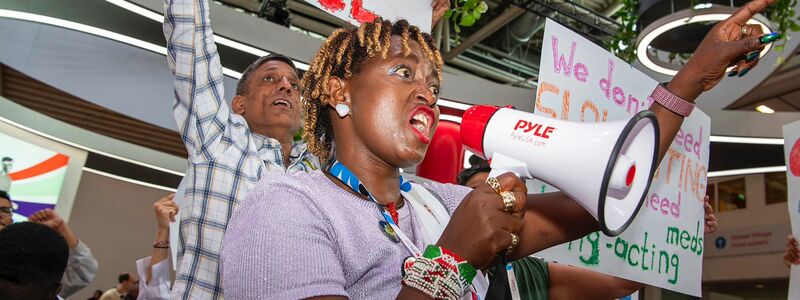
left=99, top=273, right=138, bottom=300
left=136, top=194, right=179, bottom=300
left=163, top=0, right=318, bottom=296
left=162, top=0, right=448, bottom=297
left=88, top=290, right=104, bottom=300
left=456, top=161, right=719, bottom=299
left=0, top=222, right=69, bottom=300
left=0, top=191, right=12, bottom=230
left=124, top=284, right=140, bottom=300
left=28, top=208, right=99, bottom=298
left=785, top=234, right=800, bottom=267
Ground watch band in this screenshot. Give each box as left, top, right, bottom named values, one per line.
left=649, top=83, right=694, bottom=117
left=153, top=240, right=170, bottom=249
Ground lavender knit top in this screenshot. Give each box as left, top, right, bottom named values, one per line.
left=221, top=170, right=472, bottom=299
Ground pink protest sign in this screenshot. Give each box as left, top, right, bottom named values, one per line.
left=532, top=19, right=710, bottom=296
left=305, top=0, right=432, bottom=32
left=784, top=121, right=800, bottom=299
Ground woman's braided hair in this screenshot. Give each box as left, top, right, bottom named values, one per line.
left=301, top=19, right=443, bottom=163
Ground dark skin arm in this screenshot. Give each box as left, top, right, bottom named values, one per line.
left=508, top=0, right=777, bottom=259
left=545, top=196, right=718, bottom=299
left=548, top=263, right=643, bottom=300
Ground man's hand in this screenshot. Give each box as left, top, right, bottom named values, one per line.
left=703, top=195, right=718, bottom=234
left=432, top=0, right=450, bottom=27
left=29, top=208, right=78, bottom=248
left=154, top=193, right=178, bottom=230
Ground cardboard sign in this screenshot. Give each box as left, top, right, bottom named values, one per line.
left=783, top=121, right=800, bottom=299
left=532, top=19, right=710, bottom=296
left=304, top=0, right=432, bottom=32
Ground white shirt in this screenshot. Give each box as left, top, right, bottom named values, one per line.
left=135, top=256, right=171, bottom=300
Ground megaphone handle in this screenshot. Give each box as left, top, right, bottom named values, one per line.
left=487, top=168, right=511, bottom=179
left=484, top=255, right=521, bottom=300
left=505, top=258, right=522, bottom=300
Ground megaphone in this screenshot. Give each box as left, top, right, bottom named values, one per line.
left=460, top=106, right=660, bottom=236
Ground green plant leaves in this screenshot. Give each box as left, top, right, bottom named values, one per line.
left=446, top=0, right=488, bottom=43
left=443, top=10, right=453, bottom=20
left=605, top=0, right=639, bottom=62
left=460, top=13, right=476, bottom=26
left=476, top=1, right=488, bottom=14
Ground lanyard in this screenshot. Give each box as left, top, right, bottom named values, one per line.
left=327, top=160, right=422, bottom=257
left=327, top=160, right=489, bottom=299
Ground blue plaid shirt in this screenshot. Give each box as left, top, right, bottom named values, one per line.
left=164, top=0, right=320, bottom=298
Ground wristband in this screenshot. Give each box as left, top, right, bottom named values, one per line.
left=423, top=245, right=477, bottom=284
left=649, top=83, right=694, bottom=117
left=153, top=240, right=170, bottom=249
left=401, top=245, right=477, bottom=300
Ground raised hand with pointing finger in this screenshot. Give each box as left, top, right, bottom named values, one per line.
left=667, top=0, right=781, bottom=101
left=135, top=193, right=179, bottom=300
left=154, top=193, right=178, bottom=230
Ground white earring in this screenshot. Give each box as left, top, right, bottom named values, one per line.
left=335, top=103, right=350, bottom=118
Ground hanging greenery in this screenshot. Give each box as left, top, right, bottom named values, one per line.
left=606, top=0, right=800, bottom=64
left=605, top=0, right=640, bottom=63
left=443, top=0, right=489, bottom=42
left=764, top=0, right=800, bottom=64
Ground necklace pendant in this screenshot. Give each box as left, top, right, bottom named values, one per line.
left=379, top=220, right=400, bottom=243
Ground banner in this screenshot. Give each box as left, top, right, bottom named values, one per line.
left=0, top=122, right=87, bottom=222
left=303, top=0, right=432, bottom=32
left=533, top=19, right=710, bottom=296
left=783, top=120, right=800, bottom=299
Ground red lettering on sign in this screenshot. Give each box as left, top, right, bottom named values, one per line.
left=318, top=0, right=346, bottom=11
left=350, top=0, right=377, bottom=23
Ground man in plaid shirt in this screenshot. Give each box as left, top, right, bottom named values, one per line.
left=164, top=0, right=320, bottom=298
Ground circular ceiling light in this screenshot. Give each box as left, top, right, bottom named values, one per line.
left=636, top=5, right=772, bottom=76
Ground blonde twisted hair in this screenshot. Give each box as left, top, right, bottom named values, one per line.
left=301, top=19, right=443, bottom=163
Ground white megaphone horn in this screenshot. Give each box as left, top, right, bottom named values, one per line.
left=460, top=106, right=660, bottom=236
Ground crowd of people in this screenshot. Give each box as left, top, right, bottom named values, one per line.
left=0, top=0, right=797, bottom=299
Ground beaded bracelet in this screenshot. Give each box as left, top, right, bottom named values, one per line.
left=401, top=245, right=477, bottom=300
left=423, top=245, right=477, bottom=284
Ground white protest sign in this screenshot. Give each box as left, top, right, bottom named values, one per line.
left=532, top=19, right=710, bottom=296
left=303, top=0, right=432, bottom=32
left=783, top=121, right=800, bottom=299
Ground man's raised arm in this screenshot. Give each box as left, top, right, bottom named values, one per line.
left=164, top=0, right=231, bottom=160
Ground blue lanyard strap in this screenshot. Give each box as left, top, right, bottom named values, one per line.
left=327, top=160, right=412, bottom=226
